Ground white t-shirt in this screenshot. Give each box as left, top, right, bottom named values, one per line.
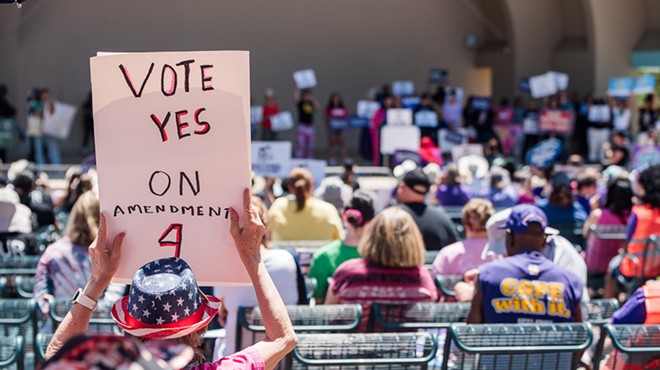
left=213, top=248, right=299, bottom=358
left=613, top=108, right=631, bottom=131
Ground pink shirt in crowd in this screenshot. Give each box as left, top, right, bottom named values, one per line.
left=586, top=209, right=629, bottom=274
left=430, top=237, right=496, bottom=276
left=191, top=347, right=264, bottom=370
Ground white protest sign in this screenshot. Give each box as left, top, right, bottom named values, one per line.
left=392, top=81, right=415, bottom=97
left=451, top=144, right=484, bottom=161
left=290, top=159, right=327, bottom=187
left=386, top=108, right=413, bottom=126
left=271, top=111, right=294, bottom=131
left=91, top=51, right=251, bottom=286
left=529, top=72, right=558, bottom=98
left=414, top=111, right=438, bottom=128
left=588, top=105, right=611, bottom=123
left=293, top=69, right=317, bottom=89
left=357, top=100, right=380, bottom=119
left=42, top=102, right=77, bottom=139
left=380, top=125, right=420, bottom=154
left=438, top=128, right=467, bottom=153
left=251, top=141, right=292, bottom=178
left=250, top=105, right=263, bottom=125
left=633, top=75, right=656, bottom=95
left=549, top=71, right=569, bottom=91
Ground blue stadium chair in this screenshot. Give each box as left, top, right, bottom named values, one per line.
left=14, top=276, right=35, bottom=299
left=369, top=302, right=470, bottom=332
left=36, top=332, right=52, bottom=365
left=0, top=336, right=23, bottom=370
left=434, top=275, right=463, bottom=298
left=0, top=299, right=37, bottom=369
left=48, top=298, right=119, bottom=334
left=237, top=304, right=362, bottom=370
left=442, top=323, right=592, bottom=370
left=594, top=324, right=660, bottom=370
left=293, top=332, right=437, bottom=369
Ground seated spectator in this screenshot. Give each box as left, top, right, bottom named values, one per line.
left=536, top=172, right=588, bottom=229
left=458, top=154, right=489, bottom=198
left=605, top=164, right=660, bottom=298
left=34, top=191, right=124, bottom=317
left=326, top=207, right=438, bottom=330
left=396, top=168, right=459, bottom=251
left=431, top=198, right=495, bottom=276
left=213, top=197, right=299, bottom=359
left=435, top=164, right=469, bottom=206
left=583, top=178, right=633, bottom=276
left=455, top=207, right=589, bottom=303
left=11, top=169, right=56, bottom=230
left=418, top=136, right=442, bottom=165
left=576, top=170, right=599, bottom=215
left=308, top=191, right=375, bottom=303
left=518, top=174, right=546, bottom=205
left=467, top=205, right=583, bottom=324
left=488, top=166, right=519, bottom=208
left=268, top=167, right=342, bottom=241
left=45, top=189, right=298, bottom=369
left=313, top=176, right=352, bottom=213
left=0, top=187, right=39, bottom=256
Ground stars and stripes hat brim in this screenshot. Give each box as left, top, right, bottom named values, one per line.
left=110, top=257, right=221, bottom=340
left=111, top=294, right=221, bottom=340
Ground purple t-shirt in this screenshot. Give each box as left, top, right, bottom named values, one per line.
left=478, top=251, right=582, bottom=324
left=611, top=287, right=647, bottom=324
left=435, top=184, right=470, bottom=206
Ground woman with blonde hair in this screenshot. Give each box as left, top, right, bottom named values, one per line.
left=326, top=207, right=438, bottom=330
left=268, top=167, right=342, bottom=241
left=431, top=198, right=496, bottom=277
left=34, top=190, right=124, bottom=316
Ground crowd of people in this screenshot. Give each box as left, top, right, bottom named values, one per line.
left=252, top=84, right=659, bottom=170
left=25, top=157, right=657, bottom=368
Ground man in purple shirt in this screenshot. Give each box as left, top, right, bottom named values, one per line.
left=467, top=204, right=583, bottom=324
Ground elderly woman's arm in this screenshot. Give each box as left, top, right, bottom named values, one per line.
left=229, top=188, right=297, bottom=370
left=45, top=213, right=124, bottom=359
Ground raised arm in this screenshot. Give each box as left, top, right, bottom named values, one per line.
left=45, top=213, right=124, bottom=359
left=229, top=188, right=297, bottom=370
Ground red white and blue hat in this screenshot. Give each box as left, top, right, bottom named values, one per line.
left=111, top=257, right=221, bottom=340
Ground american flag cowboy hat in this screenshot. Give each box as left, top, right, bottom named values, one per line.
left=111, top=257, right=221, bottom=339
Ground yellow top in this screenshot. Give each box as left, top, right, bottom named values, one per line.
left=268, top=196, right=343, bottom=241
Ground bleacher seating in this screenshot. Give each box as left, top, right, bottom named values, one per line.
left=0, top=336, right=24, bottom=370
left=14, top=276, right=35, bottom=299
left=594, top=324, right=660, bottom=370
left=48, top=298, right=119, bottom=334
left=434, top=275, right=463, bottom=298
left=369, top=302, right=470, bottom=331
left=237, top=304, right=362, bottom=369
left=584, top=299, right=620, bottom=326
left=0, top=299, right=37, bottom=369
left=35, top=332, right=52, bottom=365
left=293, top=332, right=437, bottom=369
left=442, top=323, right=592, bottom=370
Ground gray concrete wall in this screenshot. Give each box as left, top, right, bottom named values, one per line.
left=1, top=0, right=492, bottom=161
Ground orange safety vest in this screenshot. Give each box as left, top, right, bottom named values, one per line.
left=620, top=205, right=660, bottom=278
left=644, top=283, right=660, bottom=324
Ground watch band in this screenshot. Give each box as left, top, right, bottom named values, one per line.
left=72, top=288, right=97, bottom=311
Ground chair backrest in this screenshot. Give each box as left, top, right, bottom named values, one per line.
left=0, top=298, right=37, bottom=354
left=36, top=332, right=53, bottom=364
left=0, top=336, right=23, bottom=370
left=594, top=324, right=660, bottom=370
left=369, top=302, right=470, bottom=332
left=14, top=276, right=34, bottom=299
left=0, top=277, right=6, bottom=298
left=293, top=332, right=437, bottom=369
left=434, top=275, right=463, bottom=298
left=49, top=298, right=119, bottom=333
left=590, top=224, right=627, bottom=241
left=0, top=255, right=41, bottom=275
left=303, top=276, right=317, bottom=303
left=237, top=304, right=362, bottom=348
left=443, top=323, right=592, bottom=370
left=583, top=298, right=619, bottom=326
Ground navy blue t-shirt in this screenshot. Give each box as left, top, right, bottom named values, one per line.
left=479, top=251, right=583, bottom=324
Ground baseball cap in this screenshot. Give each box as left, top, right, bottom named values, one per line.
left=402, top=168, right=431, bottom=195
left=500, top=204, right=559, bottom=235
